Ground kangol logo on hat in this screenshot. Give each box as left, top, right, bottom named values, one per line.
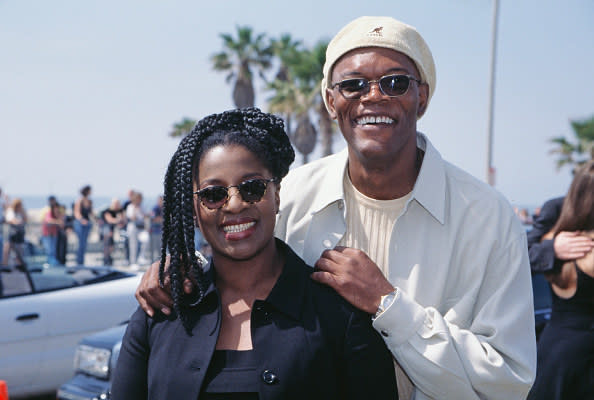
left=369, top=26, right=383, bottom=36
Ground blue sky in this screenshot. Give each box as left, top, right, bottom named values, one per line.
left=1, top=0, right=593, bottom=209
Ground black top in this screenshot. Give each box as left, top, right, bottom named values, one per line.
left=551, top=261, right=594, bottom=314
left=111, top=239, right=397, bottom=400
left=201, top=350, right=259, bottom=400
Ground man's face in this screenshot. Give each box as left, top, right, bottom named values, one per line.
left=326, top=47, right=428, bottom=165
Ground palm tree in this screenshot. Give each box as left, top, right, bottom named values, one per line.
left=211, top=26, right=273, bottom=109
left=550, top=115, right=594, bottom=171
left=267, top=39, right=335, bottom=163
left=169, top=117, right=197, bottom=138
left=269, top=33, right=302, bottom=134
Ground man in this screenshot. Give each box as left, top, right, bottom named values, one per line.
left=137, top=16, right=536, bottom=399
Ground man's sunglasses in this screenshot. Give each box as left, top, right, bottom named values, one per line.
left=193, top=178, right=277, bottom=210
left=331, top=74, right=421, bottom=99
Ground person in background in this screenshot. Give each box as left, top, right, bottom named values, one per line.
left=111, top=108, right=397, bottom=399
left=41, top=196, right=63, bottom=265
left=122, top=189, right=136, bottom=263
left=73, top=185, right=94, bottom=265
left=101, top=198, right=125, bottom=266
left=126, top=191, right=146, bottom=267
left=528, top=194, right=594, bottom=274
left=149, top=195, right=163, bottom=261
left=527, top=160, right=594, bottom=400
left=56, top=202, right=69, bottom=265
left=136, top=16, right=536, bottom=400
left=2, top=198, right=27, bottom=266
left=0, top=187, right=5, bottom=265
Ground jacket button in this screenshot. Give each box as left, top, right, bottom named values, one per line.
left=323, top=239, right=332, bottom=248
left=261, top=369, right=278, bottom=385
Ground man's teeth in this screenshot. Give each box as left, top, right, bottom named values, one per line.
left=357, top=116, right=394, bottom=125
left=223, top=222, right=255, bottom=233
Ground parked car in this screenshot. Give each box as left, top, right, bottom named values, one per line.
left=0, top=263, right=141, bottom=399
left=57, top=272, right=554, bottom=400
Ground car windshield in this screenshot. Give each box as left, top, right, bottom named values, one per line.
left=0, top=265, right=134, bottom=298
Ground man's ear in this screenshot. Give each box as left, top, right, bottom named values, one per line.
left=416, top=83, right=429, bottom=118
left=325, top=88, right=338, bottom=120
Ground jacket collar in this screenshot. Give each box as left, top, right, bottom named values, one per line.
left=263, top=239, right=308, bottom=321
left=189, top=239, right=308, bottom=322
left=310, top=132, right=446, bottom=224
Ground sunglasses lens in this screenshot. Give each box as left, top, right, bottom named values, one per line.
left=199, top=186, right=228, bottom=209
left=338, top=78, right=367, bottom=97
left=238, top=179, right=268, bottom=202
left=380, top=75, right=410, bottom=96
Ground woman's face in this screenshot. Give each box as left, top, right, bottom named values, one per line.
left=194, top=144, right=280, bottom=262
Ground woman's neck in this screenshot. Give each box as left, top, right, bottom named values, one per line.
left=213, top=239, right=283, bottom=299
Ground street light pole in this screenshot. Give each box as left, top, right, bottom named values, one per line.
left=486, top=0, right=499, bottom=186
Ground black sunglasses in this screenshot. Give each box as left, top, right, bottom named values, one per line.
left=331, top=74, right=421, bottom=99
left=193, top=178, right=277, bottom=210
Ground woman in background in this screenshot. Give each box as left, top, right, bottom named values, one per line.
left=73, top=185, right=93, bottom=265
left=126, top=191, right=146, bottom=266
left=2, top=198, right=27, bottom=265
left=528, top=160, right=594, bottom=400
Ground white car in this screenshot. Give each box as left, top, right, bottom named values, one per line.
left=0, top=264, right=141, bottom=399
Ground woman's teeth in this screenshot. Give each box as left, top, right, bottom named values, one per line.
left=223, top=221, right=255, bottom=233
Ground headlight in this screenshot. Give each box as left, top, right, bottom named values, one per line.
left=74, top=344, right=112, bottom=379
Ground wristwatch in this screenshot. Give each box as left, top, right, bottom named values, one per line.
left=373, top=288, right=398, bottom=320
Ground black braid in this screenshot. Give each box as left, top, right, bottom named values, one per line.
left=160, top=107, right=294, bottom=332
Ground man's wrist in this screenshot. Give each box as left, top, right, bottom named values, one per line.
left=373, top=288, right=398, bottom=320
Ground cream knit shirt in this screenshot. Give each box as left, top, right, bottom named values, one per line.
left=338, top=171, right=411, bottom=277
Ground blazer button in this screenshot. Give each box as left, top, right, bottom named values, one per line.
left=261, top=369, right=278, bottom=385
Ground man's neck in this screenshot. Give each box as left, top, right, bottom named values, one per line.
left=347, top=146, right=422, bottom=200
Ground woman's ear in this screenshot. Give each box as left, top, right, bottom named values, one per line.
left=274, top=183, right=281, bottom=214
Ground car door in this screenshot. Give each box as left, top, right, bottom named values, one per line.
left=0, top=267, right=46, bottom=395
left=38, top=273, right=142, bottom=393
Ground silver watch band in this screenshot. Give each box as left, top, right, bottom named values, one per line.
left=373, top=288, right=398, bottom=320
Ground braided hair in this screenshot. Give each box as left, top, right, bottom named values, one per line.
left=160, top=107, right=295, bottom=330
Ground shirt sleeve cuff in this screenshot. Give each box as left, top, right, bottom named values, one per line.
left=372, top=287, right=426, bottom=346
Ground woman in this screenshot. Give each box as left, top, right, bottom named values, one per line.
left=2, top=198, right=27, bottom=265
left=111, top=108, right=397, bottom=399
left=73, top=185, right=93, bottom=265
left=126, top=191, right=146, bottom=266
left=101, top=198, right=124, bottom=265
left=41, top=201, right=63, bottom=265
left=528, top=160, right=594, bottom=400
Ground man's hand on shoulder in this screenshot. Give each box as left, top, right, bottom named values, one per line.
left=135, top=256, right=194, bottom=317
left=312, top=246, right=394, bottom=315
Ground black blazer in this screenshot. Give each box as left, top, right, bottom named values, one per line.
left=111, top=240, right=397, bottom=400
left=527, top=196, right=564, bottom=273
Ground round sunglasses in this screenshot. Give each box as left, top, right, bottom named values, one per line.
left=331, top=74, right=421, bottom=99
left=193, top=178, right=277, bottom=210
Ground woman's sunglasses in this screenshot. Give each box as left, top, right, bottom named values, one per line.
left=331, top=74, right=421, bottom=99
left=193, top=178, right=277, bottom=210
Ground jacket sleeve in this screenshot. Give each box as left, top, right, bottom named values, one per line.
left=527, top=198, right=562, bottom=273
left=343, top=308, right=398, bottom=400
left=110, top=307, right=149, bottom=400
left=373, top=231, right=536, bottom=400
